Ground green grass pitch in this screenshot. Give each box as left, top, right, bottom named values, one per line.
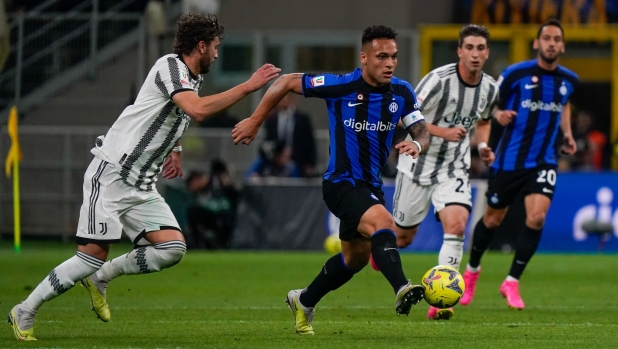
left=1, top=241, right=617, bottom=348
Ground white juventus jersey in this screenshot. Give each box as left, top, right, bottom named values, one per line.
left=397, top=63, right=498, bottom=185
left=91, top=54, right=203, bottom=191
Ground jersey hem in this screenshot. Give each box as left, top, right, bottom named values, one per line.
left=75, top=237, right=122, bottom=245
left=170, top=88, right=195, bottom=99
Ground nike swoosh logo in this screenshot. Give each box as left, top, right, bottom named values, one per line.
left=515, top=260, right=526, bottom=265
left=348, top=101, right=363, bottom=107
left=525, top=84, right=538, bottom=89
left=384, top=247, right=398, bottom=251
left=542, top=187, right=553, bottom=193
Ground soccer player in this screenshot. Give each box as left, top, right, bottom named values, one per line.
left=232, top=25, right=431, bottom=335
left=460, top=18, right=578, bottom=310
left=8, top=14, right=280, bottom=341
left=391, top=24, right=498, bottom=320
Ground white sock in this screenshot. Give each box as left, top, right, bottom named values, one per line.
left=439, top=234, right=464, bottom=270
left=22, top=251, right=104, bottom=312
left=506, top=275, right=519, bottom=282
left=95, top=241, right=186, bottom=283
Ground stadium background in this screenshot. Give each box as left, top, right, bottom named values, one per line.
left=1, top=0, right=618, bottom=253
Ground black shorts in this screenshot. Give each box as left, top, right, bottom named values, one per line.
left=486, top=164, right=558, bottom=209
left=323, top=180, right=385, bottom=241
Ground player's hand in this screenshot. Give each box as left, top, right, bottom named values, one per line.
left=441, top=127, right=467, bottom=142
left=479, top=146, right=495, bottom=167
left=495, top=110, right=517, bottom=126
left=395, top=141, right=420, bottom=159
left=232, top=118, right=261, bottom=145
left=162, top=151, right=183, bottom=179
left=244, top=64, right=281, bottom=92
left=561, top=133, right=577, bottom=155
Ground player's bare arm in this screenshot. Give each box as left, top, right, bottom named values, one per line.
left=396, top=120, right=430, bottom=158
left=427, top=123, right=467, bottom=142
left=475, top=119, right=495, bottom=166
left=395, top=141, right=420, bottom=158
left=173, top=64, right=280, bottom=122
left=232, top=73, right=303, bottom=145
left=560, top=102, right=577, bottom=155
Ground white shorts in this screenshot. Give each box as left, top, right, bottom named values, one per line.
left=76, top=158, right=180, bottom=245
left=392, top=171, right=472, bottom=228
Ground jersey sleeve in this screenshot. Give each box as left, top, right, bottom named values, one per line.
left=156, top=57, right=196, bottom=99
left=480, top=82, right=499, bottom=120
left=400, top=82, right=425, bottom=129
left=414, top=72, right=442, bottom=112
left=302, top=73, right=351, bottom=99
left=496, top=68, right=519, bottom=110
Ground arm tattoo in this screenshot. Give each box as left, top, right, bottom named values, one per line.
left=408, top=121, right=430, bottom=154
left=291, top=73, right=304, bottom=80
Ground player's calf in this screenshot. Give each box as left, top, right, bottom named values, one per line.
left=371, top=230, right=410, bottom=294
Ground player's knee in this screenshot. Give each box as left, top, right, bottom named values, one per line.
left=153, top=240, right=186, bottom=271
left=483, top=213, right=503, bottom=229
left=526, top=211, right=546, bottom=229
left=396, top=236, right=411, bottom=248
left=396, top=228, right=417, bottom=248
left=443, top=220, right=466, bottom=236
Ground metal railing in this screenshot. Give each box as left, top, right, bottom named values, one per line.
left=0, top=0, right=145, bottom=116
left=0, top=125, right=330, bottom=238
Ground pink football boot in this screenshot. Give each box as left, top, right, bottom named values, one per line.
left=460, top=268, right=480, bottom=305
left=499, top=280, right=525, bottom=310
left=427, top=306, right=454, bottom=320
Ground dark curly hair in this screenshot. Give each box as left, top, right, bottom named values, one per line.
left=362, top=25, right=398, bottom=45
left=173, top=13, right=225, bottom=56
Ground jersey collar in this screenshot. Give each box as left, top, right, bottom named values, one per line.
left=177, top=55, right=200, bottom=80
left=456, top=63, right=483, bottom=88
left=357, top=69, right=392, bottom=93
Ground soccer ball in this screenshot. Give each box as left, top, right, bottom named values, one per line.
left=324, top=235, right=341, bottom=254
left=421, top=265, right=466, bottom=308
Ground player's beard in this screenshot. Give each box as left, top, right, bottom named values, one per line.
left=539, top=49, right=559, bottom=65
left=200, top=55, right=213, bottom=74
left=200, top=61, right=211, bottom=74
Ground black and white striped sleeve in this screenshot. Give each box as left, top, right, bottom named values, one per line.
left=480, top=80, right=499, bottom=120
left=156, top=57, right=195, bottom=99
left=414, top=72, right=442, bottom=112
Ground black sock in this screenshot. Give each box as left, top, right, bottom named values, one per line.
left=468, top=219, right=496, bottom=268
left=299, top=253, right=359, bottom=308
left=508, top=226, right=542, bottom=280
left=371, top=230, right=409, bottom=294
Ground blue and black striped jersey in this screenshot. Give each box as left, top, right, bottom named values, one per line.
left=492, top=59, right=578, bottom=171
left=302, top=68, right=424, bottom=188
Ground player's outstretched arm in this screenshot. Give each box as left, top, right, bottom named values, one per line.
left=475, top=119, right=495, bottom=166
left=560, top=103, right=577, bottom=155
left=408, top=120, right=430, bottom=154
left=232, top=73, right=304, bottom=145
left=173, top=64, right=281, bottom=122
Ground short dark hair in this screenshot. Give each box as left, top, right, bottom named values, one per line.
left=362, top=25, right=398, bottom=45
left=458, top=24, right=490, bottom=47
left=173, top=13, right=225, bottom=56
left=537, top=18, right=564, bottom=39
